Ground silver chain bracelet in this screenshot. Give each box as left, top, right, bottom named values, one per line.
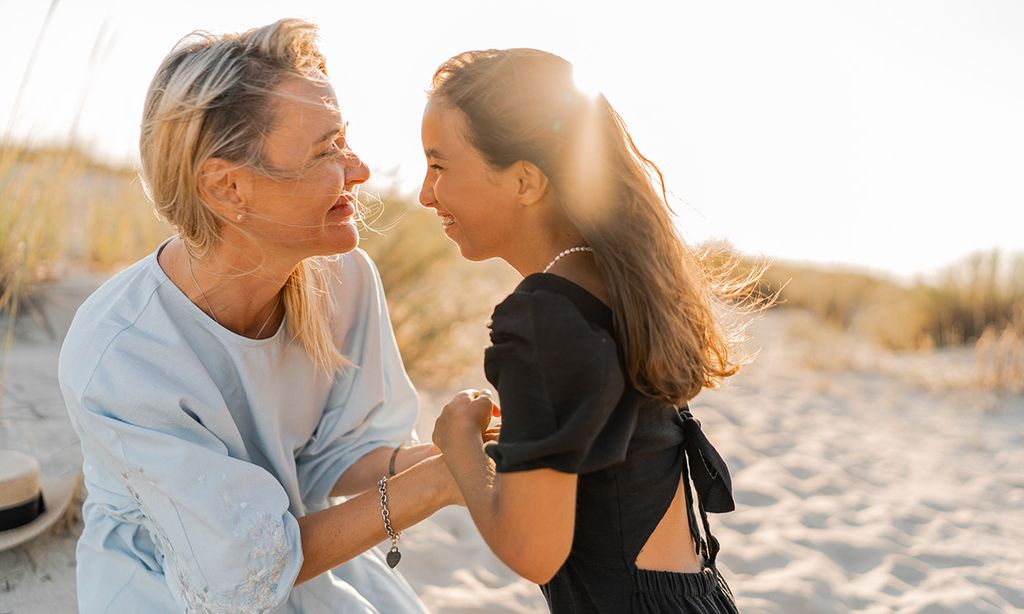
left=377, top=476, right=402, bottom=568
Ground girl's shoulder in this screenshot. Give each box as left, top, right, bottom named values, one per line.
left=490, top=273, right=615, bottom=339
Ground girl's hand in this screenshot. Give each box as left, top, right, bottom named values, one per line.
left=432, top=389, right=500, bottom=452
left=482, top=425, right=501, bottom=444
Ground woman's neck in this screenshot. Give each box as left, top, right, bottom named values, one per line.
left=159, top=237, right=293, bottom=338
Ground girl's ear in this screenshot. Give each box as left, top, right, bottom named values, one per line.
left=197, top=158, right=250, bottom=220
left=516, top=160, right=550, bottom=206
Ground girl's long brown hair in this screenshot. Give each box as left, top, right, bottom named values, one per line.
left=430, top=49, right=763, bottom=404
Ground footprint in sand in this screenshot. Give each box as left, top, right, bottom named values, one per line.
left=717, top=550, right=791, bottom=575
left=720, top=516, right=761, bottom=535
left=794, top=538, right=888, bottom=575
left=800, top=512, right=829, bottom=529
left=785, top=465, right=817, bottom=480
left=914, top=552, right=985, bottom=569
left=734, top=488, right=780, bottom=507
left=887, top=555, right=930, bottom=586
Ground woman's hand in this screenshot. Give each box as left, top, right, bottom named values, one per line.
left=432, top=389, right=500, bottom=452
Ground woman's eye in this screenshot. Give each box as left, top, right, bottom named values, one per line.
left=319, top=142, right=343, bottom=159
left=429, top=163, right=443, bottom=171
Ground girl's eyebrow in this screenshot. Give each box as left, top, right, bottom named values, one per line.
left=425, top=147, right=446, bottom=160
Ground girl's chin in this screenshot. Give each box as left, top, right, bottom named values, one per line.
left=454, top=241, right=492, bottom=262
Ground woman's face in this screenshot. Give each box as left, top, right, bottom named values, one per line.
left=419, top=99, right=521, bottom=261
left=243, top=76, right=369, bottom=259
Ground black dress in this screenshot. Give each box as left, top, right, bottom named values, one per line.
left=484, top=274, right=741, bottom=614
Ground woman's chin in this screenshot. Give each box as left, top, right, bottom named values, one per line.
left=321, top=222, right=360, bottom=255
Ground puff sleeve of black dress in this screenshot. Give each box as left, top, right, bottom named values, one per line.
left=483, top=285, right=637, bottom=475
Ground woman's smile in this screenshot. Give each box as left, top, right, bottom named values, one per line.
left=328, top=195, right=356, bottom=219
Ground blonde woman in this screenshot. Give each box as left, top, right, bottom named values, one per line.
left=425, top=50, right=746, bottom=612
left=58, top=19, right=458, bottom=613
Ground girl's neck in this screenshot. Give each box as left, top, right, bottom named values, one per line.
left=505, top=230, right=610, bottom=306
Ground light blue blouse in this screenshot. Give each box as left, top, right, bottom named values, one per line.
left=58, top=240, right=428, bottom=613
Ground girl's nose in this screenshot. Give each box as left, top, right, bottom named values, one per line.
left=418, top=175, right=435, bottom=209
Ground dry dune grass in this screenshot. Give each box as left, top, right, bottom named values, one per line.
left=2, top=145, right=1022, bottom=394
left=357, top=189, right=518, bottom=386
left=737, top=250, right=1024, bottom=394
left=0, top=145, right=510, bottom=387
left=0, top=144, right=172, bottom=360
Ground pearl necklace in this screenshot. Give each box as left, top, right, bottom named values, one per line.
left=543, top=246, right=595, bottom=274
left=187, top=253, right=282, bottom=338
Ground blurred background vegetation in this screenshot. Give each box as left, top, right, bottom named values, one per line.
left=0, top=143, right=517, bottom=388
left=1, top=143, right=1022, bottom=393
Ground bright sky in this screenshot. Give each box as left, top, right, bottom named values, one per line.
left=2, top=0, right=1022, bottom=279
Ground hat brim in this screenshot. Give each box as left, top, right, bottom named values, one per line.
left=0, top=469, right=81, bottom=552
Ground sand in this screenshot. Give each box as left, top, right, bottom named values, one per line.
left=1, top=276, right=1022, bottom=613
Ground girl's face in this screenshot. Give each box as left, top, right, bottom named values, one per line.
left=419, top=100, right=521, bottom=261
left=243, top=77, right=369, bottom=259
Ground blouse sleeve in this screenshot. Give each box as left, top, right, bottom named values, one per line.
left=60, top=346, right=303, bottom=613
left=483, top=289, right=636, bottom=474
left=294, top=249, right=420, bottom=506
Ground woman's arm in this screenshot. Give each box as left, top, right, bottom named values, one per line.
left=297, top=454, right=459, bottom=585
left=433, top=392, right=576, bottom=585
left=330, top=443, right=440, bottom=497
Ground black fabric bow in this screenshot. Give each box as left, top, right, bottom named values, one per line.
left=679, top=407, right=736, bottom=513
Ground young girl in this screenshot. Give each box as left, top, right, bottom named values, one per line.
left=423, top=49, right=746, bottom=613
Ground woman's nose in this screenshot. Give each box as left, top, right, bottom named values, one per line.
left=344, top=152, right=370, bottom=186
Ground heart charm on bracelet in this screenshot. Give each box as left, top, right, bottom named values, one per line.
left=386, top=546, right=402, bottom=568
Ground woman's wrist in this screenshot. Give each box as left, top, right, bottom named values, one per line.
left=393, top=442, right=441, bottom=475
left=419, top=455, right=462, bottom=507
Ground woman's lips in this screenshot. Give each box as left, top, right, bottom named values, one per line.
left=329, top=199, right=355, bottom=218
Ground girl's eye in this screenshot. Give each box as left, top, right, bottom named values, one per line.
left=429, top=163, right=443, bottom=171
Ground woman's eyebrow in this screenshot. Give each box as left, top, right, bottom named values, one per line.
left=315, top=123, right=347, bottom=145
left=424, top=147, right=446, bottom=160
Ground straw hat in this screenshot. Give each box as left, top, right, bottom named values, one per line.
left=0, top=449, right=80, bottom=552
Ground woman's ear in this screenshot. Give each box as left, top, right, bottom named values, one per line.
left=516, top=160, right=550, bottom=207
left=197, top=158, right=248, bottom=219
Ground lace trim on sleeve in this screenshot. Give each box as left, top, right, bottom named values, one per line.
left=121, top=465, right=291, bottom=613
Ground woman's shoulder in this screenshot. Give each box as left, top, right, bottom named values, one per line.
left=58, top=249, right=193, bottom=401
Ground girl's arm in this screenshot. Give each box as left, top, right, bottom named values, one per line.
left=296, top=454, right=460, bottom=585
left=434, top=391, right=576, bottom=585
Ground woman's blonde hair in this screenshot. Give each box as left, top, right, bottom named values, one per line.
left=139, top=18, right=346, bottom=375
left=430, top=49, right=764, bottom=405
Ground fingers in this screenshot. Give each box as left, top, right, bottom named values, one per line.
left=452, top=389, right=499, bottom=411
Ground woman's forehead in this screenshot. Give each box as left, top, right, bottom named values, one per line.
left=272, top=77, right=343, bottom=133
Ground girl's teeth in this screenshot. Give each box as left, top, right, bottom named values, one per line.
left=441, top=216, right=455, bottom=227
